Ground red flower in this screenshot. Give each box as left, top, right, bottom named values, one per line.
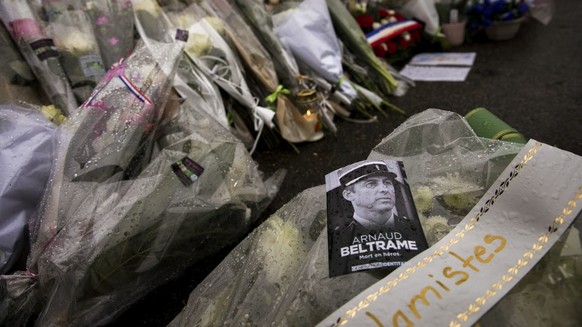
left=356, top=15, right=375, bottom=29
left=386, top=41, right=398, bottom=54
left=373, top=43, right=387, bottom=57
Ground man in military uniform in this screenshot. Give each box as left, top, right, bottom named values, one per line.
left=328, top=160, right=413, bottom=277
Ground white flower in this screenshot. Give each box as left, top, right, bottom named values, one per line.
left=185, top=33, right=213, bottom=57
left=205, top=17, right=225, bottom=36
left=257, top=216, right=306, bottom=285
left=432, top=172, right=481, bottom=212
left=132, top=0, right=160, bottom=16
left=57, top=30, right=94, bottom=54
left=412, top=185, right=433, bottom=214
left=423, top=215, right=452, bottom=246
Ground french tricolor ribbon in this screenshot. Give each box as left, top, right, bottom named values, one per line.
left=83, top=58, right=153, bottom=108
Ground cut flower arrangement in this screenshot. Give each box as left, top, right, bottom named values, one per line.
left=466, top=0, right=530, bottom=32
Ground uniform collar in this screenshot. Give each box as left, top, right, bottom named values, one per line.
left=353, top=208, right=397, bottom=229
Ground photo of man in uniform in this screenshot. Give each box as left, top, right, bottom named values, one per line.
left=340, top=161, right=406, bottom=230
left=326, top=160, right=428, bottom=277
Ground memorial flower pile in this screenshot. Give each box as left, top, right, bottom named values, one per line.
left=0, top=0, right=406, bottom=146
left=0, top=40, right=284, bottom=327
left=0, top=1, right=413, bottom=324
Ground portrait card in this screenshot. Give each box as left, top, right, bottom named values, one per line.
left=325, top=159, right=429, bottom=277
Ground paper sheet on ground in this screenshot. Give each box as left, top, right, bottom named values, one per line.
left=400, top=52, right=476, bottom=81
left=409, top=52, right=476, bottom=66
left=399, top=65, right=472, bottom=81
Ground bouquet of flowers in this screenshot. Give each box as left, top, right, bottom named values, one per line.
left=133, top=0, right=229, bottom=129
left=182, top=17, right=277, bottom=153
left=165, top=0, right=299, bottom=147
left=231, top=0, right=329, bottom=143
left=0, top=22, right=45, bottom=105
left=273, top=0, right=357, bottom=106
left=42, top=0, right=106, bottom=103
left=167, top=109, right=529, bottom=326
left=466, top=0, right=530, bottom=30
left=0, top=105, right=57, bottom=275
left=85, top=0, right=135, bottom=69
left=0, top=0, right=78, bottom=115
left=193, top=0, right=279, bottom=96
left=326, top=0, right=400, bottom=101
left=1, top=38, right=284, bottom=326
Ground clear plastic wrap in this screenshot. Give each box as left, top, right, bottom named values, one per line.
left=0, top=23, right=44, bottom=105
left=169, top=109, right=550, bottom=326
left=181, top=17, right=275, bottom=153
left=44, top=4, right=106, bottom=103
left=85, top=0, right=136, bottom=68
left=133, top=0, right=229, bottom=129
left=1, top=38, right=285, bottom=326
left=0, top=105, right=57, bottom=274
left=273, top=0, right=357, bottom=104
left=0, top=0, right=78, bottom=115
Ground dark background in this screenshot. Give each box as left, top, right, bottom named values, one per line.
left=112, top=0, right=582, bottom=325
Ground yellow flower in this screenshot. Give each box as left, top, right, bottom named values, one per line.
left=41, top=105, right=67, bottom=125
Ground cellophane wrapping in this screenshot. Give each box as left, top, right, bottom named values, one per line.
left=168, top=109, right=582, bottom=326
left=43, top=3, right=106, bottom=103
left=0, top=0, right=78, bottom=115
left=1, top=39, right=284, bottom=326
left=0, top=105, right=57, bottom=275
left=85, top=0, right=135, bottom=69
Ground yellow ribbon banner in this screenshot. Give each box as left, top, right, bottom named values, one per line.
left=318, top=140, right=582, bottom=327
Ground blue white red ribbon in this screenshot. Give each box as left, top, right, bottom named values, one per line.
left=83, top=58, right=153, bottom=108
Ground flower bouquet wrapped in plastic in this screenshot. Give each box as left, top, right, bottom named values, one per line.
left=1, top=38, right=284, bottom=326
left=0, top=39, right=182, bottom=326
left=168, top=109, right=554, bottom=326
left=231, top=0, right=332, bottom=142
left=272, top=0, right=401, bottom=120
left=188, top=0, right=279, bottom=95
left=167, top=0, right=321, bottom=145
left=0, top=22, right=45, bottom=105
left=0, top=105, right=57, bottom=275
left=132, top=0, right=229, bottom=128
left=182, top=17, right=277, bottom=153
left=327, top=0, right=399, bottom=98
left=85, top=0, right=135, bottom=70
left=273, top=0, right=357, bottom=106
left=0, top=0, right=77, bottom=115
left=42, top=0, right=106, bottom=103
left=231, top=0, right=300, bottom=91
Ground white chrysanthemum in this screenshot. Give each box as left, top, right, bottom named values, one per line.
left=432, top=172, right=481, bottom=212
left=424, top=215, right=453, bottom=246
left=132, top=0, right=160, bottom=15
left=185, top=33, right=212, bottom=57
left=257, top=216, right=306, bottom=285
left=205, top=17, right=225, bottom=36
left=171, top=12, right=198, bottom=30
left=58, top=30, right=94, bottom=53
left=412, top=185, right=433, bottom=213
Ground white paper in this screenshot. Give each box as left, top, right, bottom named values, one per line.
left=409, top=52, right=477, bottom=66
left=318, top=140, right=582, bottom=327
left=399, top=65, right=471, bottom=82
